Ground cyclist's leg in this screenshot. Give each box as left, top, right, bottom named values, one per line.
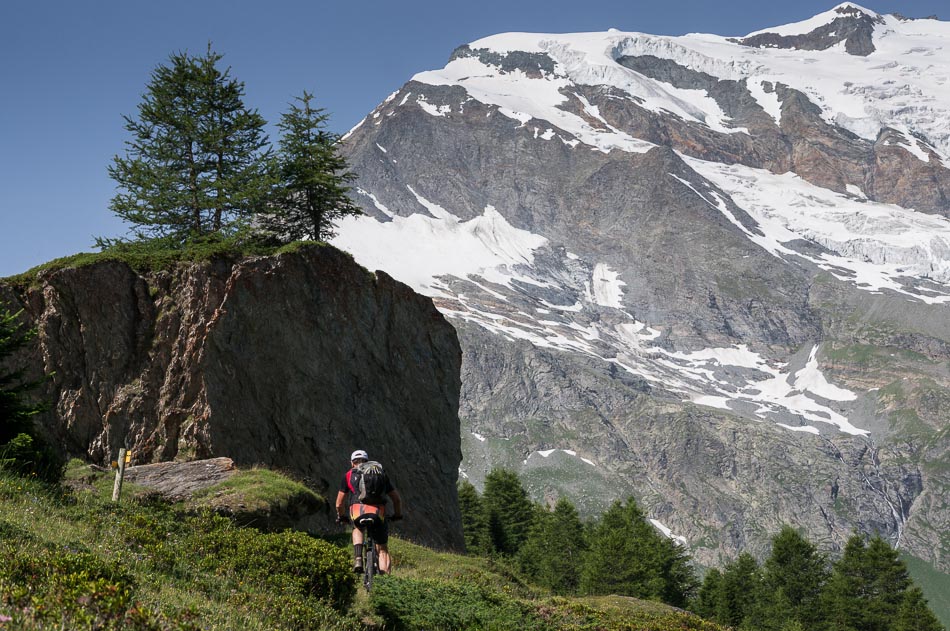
left=352, top=525, right=365, bottom=571
left=371, top=520, right=392, bottom=574
left=377, top=544, right=391, bottom=574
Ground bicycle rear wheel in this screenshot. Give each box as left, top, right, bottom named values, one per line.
left=364, top=538, right=376, bottom=591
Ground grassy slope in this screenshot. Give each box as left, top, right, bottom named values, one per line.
left=0, top=463, right=726, bottom=631
left=0, top=464, right=358, bottom=630
left=367, top=538, right=722, bottom=631
left=903, top=553, right=950, bottom=631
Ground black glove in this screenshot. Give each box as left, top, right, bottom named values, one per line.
left=335, top=514, right=349, bottom=524
left=391, top=513, right=403, bottom=522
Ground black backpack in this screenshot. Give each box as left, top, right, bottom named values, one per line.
left=351, top=461, right=389, bottom=504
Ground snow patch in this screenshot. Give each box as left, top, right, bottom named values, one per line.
left=684, top=156, right=950, bottom=304
left=794, top=346, right=858, bottom=402
left=588, top=263, right=626, bottom=308
left=414, top=54, right=655, bottom=154
left=846, top=184, right=867, bottom=198
left=341, top=117, right=365, bottom=141
left=332, top=198, right=547, bottom=296
left=416, top=96, right=452, bottom=117
left=525, top=448, right=597, bottom=467
left=649, top=519, right=689, bottom=546
left=664, top=344, right=866, bottom=435
left=356, top=188, right=394, bottom=218
left=747, top=79, right=783, bottom=125
left=777, top=424, right=822, bottom=435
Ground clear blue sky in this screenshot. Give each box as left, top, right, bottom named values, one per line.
left=0, top=0, right=943, bottom=277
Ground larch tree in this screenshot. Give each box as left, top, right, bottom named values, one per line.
left=481, top=468, right=536, bottom=556
left=711, top=552, right=763, bottom=627
left=580, top=497, right=697, bottom=606
left=258, top=91, right=361, bottom=242
left=895, top=587, right=943, bottom=631
left=107, top=45, right=272, bottom=243
left=518, top=497, right=587, bottom=594
left=457, top=480, right=493, bottom=556
left=823, top=534, right=914, bottom=631
left=758, top=526, right=830, bottom=630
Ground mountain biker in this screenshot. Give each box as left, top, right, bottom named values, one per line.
left=335, top=449, right=403, bottom=574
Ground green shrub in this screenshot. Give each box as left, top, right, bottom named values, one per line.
left=0, top=433, right=66, bottom=484
left=371, top=576, right=545, bottom=631
left=0, top=538, right=162, bottom=631
left=185, top=513, right=355, bottom=611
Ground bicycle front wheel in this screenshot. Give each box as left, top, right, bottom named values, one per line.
left=364, top=545, right=376, bottom=591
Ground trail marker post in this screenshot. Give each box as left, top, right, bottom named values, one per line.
left=112, top=448, right=129, bottom=503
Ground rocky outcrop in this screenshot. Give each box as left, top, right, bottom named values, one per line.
left=122, top=457, right=329, bottom=531
left=0, top=245, right=464, bottom=550
left=123, top=457, right=239, bottom=500
left=735, top=5, right=885, bottom=56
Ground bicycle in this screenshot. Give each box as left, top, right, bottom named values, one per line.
left=357, top=518, right=380, bottom=591
left=341, top=505, right=402, bottom=591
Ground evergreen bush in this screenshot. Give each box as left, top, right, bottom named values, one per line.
left=371, top=576, right=545, bottom=631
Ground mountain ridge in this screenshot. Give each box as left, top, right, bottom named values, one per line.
left=333, top=1, right=950, bottom=579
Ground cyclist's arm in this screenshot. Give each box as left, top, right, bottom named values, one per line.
left=335, top=491, right=347, bottom=519
left=388, top=489, right=403, bottom=518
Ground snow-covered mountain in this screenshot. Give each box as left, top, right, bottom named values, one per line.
left=333, top=3, right=950, bottom=576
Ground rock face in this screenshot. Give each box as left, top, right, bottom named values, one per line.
left=330, top=4, right=950, bottom=580
left=0, top=245, right=464, bottom=550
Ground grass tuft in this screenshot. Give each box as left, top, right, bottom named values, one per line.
left=1, top=238, right=334, bottom=288
left=188, top=467, right=325, bottom=514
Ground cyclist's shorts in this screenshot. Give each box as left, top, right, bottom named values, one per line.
left=351, top=503, right=390, bottom=545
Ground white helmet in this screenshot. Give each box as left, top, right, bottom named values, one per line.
left=350, top=449, right=369, bottom=461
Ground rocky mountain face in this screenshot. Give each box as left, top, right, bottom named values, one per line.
left=332, top=1, right=950, bottom=576
left=0, top=245, right=464, bottom=550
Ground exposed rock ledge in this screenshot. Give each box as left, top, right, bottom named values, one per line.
left=123, top=456, right=238, bottom=500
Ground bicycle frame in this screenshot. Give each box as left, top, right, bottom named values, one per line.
left=358, top=522, right=380, bottom=591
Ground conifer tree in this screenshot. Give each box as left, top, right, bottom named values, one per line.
left=258, top=91, right=361, bottom=242
left=895, top=587, right=943, bottom=631
left=714, top=552, right=763, bottom=628
left=0, top=307, right=42, bottom=442
left=107, top=45, right=272, bottom=242
left=823, top=534, right=913, bottom=631
left=758, top=526, right=829, bottom=630
left=481, top=468, right=535, bottom=556
left=518, top=497, right=587, bottom=594
left=580, top=498, right=697, bottom=606
left=692, top=568, right=723, bottom=620
left=0, top=304, right=61, bottom=482
left=458, top=480, right=493, bottom=555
